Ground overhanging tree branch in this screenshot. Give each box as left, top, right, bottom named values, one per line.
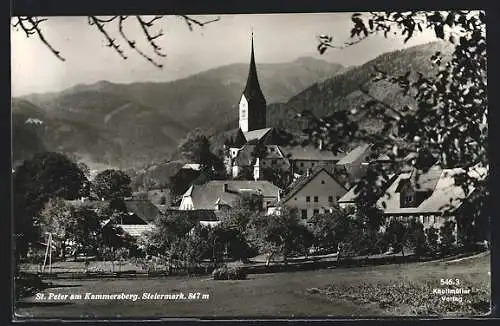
left=13, top=15, right=221, bottom=67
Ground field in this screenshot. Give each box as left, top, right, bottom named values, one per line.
left=15, top=252, right=491, bottom=319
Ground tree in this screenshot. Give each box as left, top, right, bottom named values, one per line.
left=385, top=219, right=407, bottom=255
left=236, top=192, right=264, bottom=212
left=13, top=152, right=88, bottom=258
left=69, top=207, right=101, bottom=258
left=251, top=141, right=268, bottom=162
left=12, top=15, right=220, bottom=68
left=143, top=211, right=196, bottom=256
left=309, top=209, right=346, bottom=253
left=439, top=220, right=457, bottom=255
left=311, top=11, right=487, bottom=233
left=247, top=207, right=313, bottom=265
left=39, top=197, right=73, bottom=259
left=92, top=169, right=132, bottom=201
left=406, top=219, right=428, bottom=256
left=426, top=226, right=440, bottom=255
left=178, top=129, right=227, bottom=183
left=262, top=167, right=291, bottom=189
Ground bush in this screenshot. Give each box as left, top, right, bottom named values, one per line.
left=426, top=226, right=440, bottom=255
left=212, top=265, right=247, bottom=280
left=439, top=220, right=457, bottom=255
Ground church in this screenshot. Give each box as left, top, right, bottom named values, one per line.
left=224, top=34, right=288, bottom=180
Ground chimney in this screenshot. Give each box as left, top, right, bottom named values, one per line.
left=223, top=183, right=229, bottom=192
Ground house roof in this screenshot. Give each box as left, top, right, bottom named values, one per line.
left=279, top=166, right=347, bottom=205
left=163, top=209, right=220, bottom=222
left=118, top=224, right=155, bottom=237
left=367, top=153, right=392, bottom=162
left=338, top=174, right=396, bottom=204
left=124, top=199, right=161, bottom=223
left=377, top=166, right=488, bottom=215
left=281, top=146, right=345, bottom=161
left=233, top=144, right=286, bottom=166
left=243, top=128, right=272, bottom=143
left=199, top=220, right=222, bottom=228
left=336, top=144, right=372, bottom=165
left=184, top=180, right=280, bottom=210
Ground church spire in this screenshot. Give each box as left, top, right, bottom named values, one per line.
left=239, top=32, right=267, bottom=133
left=243, top=32, right=265, bottom=101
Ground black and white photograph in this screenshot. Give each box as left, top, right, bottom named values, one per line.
left=11, top=11, right=490, bottom=319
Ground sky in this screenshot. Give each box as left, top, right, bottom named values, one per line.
left=11, top=13, right=436, bottom=97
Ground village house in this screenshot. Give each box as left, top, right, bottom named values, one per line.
left=63, top=198, right=160, bottom=242
left=281, top=145, right=345, bottom=176
left=374, top=164, right=488, bottom=241
left=100, top=198, right=160, bottom=238
left=179, top=180, right=281, bottom=211
left=267, top=166, right=348, bottom=221
left=337, top=173, right=397, bottom=209
left=334, top=143, right=373, bottom=183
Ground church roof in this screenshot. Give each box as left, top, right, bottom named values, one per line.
left=243, top=127, right=272, bottom=143
left=233, top=144, right=287, bottom=166
left=281, top=146, right=345, bottom=161
left=243, top=34, right=266, bottom=103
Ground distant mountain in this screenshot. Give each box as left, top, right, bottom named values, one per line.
left=12, top=93, right=187, bottom=169
left=266, top=41, right=454, bottom=134
left=15, top=57, right=345, bottom=168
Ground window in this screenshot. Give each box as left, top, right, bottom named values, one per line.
left=306, top=196, right=311, bottom=202
left=294, top=197, right=297, bottom=201
left=313, top=209, right=320, bottom=216
left=272, top=159, right=277, bottom=164
left=321, top=180, right=325, bottom=184
left=328, top=196, right=333, bottom=203
left=314, top=196, right=319, bottom=203
left=270, top=147, right=275, bottom=152
left=301, top=209, right=308, bottom=220
left=300, top=162, right=304, bottom=167
left=312, top=162, right=315, bottom=166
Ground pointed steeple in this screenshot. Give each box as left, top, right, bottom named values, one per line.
left=243, top=32, right=265, bottom=102
left=239, top=32, right=267, bottom=133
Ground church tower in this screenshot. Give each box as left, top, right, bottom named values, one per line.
left=239, top=33, right=267, bottom=133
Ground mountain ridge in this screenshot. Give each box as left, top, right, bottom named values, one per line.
left=14, top=57, right=346, bottom=168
